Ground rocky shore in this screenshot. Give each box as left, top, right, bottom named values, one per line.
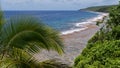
left=34, top=13, right=108, bottom=67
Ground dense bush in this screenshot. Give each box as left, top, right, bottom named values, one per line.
left=88, top=25, right=120, bottom=44
left=74, top=2, right=120, bottom=68
left=74, top=40, right=120, bottom=68
left=111, top=26, right=120, bottom=40
left=108, top=4, right=120, bottom=27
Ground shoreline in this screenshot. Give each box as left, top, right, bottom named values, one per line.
left=35, top=23, right=100, bottom=66
left=60, top=12, right=108, bottom=35
left=34, top=12, right=109, bottom=66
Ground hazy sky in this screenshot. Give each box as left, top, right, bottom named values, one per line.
left=1, top=0, right=119, bottom=10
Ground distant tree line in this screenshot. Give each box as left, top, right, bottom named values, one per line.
left=80, top=5, right=117, bottom=12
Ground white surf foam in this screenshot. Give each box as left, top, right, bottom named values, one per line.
left=75, top=21, right=93, bottom=27
left=61, top=13, right=108, bottom=35
left=61, top=27, right=88, bottom=35
left=75, top=13, right=108, bottom=27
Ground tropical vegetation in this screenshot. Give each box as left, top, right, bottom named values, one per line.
left=74, top=2, right=120, bottom=68
left=80, top=5, right=117, bottom=12
left=0, top=8, right=64, bottom=68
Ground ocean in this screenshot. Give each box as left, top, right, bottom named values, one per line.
left=4, top=11, right=102, bottom=35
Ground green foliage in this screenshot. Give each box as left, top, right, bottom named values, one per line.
left=39, top=59, right=72, bottom=68
left=0, top=10, right=64, bottom=67
left=74, top=2, right=120, bottom=68
left=108, top=4, right=120, bottom=27
left=0, top=8, right=4, bottom=29
left=88, top=27, right=112, bottom=43
left=81, top=5, right=117, bottom=12
left=0, top=16, right=64, bottom=55
left=74, top=40, right=120, bottom=68
left=111, top=26, right=120, bottom=40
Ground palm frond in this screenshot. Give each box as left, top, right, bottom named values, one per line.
left=0, top=16, right=64, bottom=55
left=0, top=7, right=4, bottom=29
left=0, top=48, right=39, bottom=68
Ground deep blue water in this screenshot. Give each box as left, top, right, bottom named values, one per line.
left=4, top=11, right=99, bottom=32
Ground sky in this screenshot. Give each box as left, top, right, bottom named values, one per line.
left=1, top=0, right=119, bottom=10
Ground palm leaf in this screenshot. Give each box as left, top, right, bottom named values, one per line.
left=0, top=48, right=65, bottom=68
left=0, top=48, right=39, bottom=68
left=0, top=16, right=64, bottom=56
left=0, top=7, right=4, bottom=29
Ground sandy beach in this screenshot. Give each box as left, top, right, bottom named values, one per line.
left=34, top=13, right=108, bottom=66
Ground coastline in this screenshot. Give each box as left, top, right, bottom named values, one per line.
left=34, top=12, right=109, bottom=66
left=61, top=12, right=108, bottom=35
left=34, top=23, right=100, bottom=66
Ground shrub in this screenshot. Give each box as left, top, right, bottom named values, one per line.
left=74, top=40, right=120, bottom=68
